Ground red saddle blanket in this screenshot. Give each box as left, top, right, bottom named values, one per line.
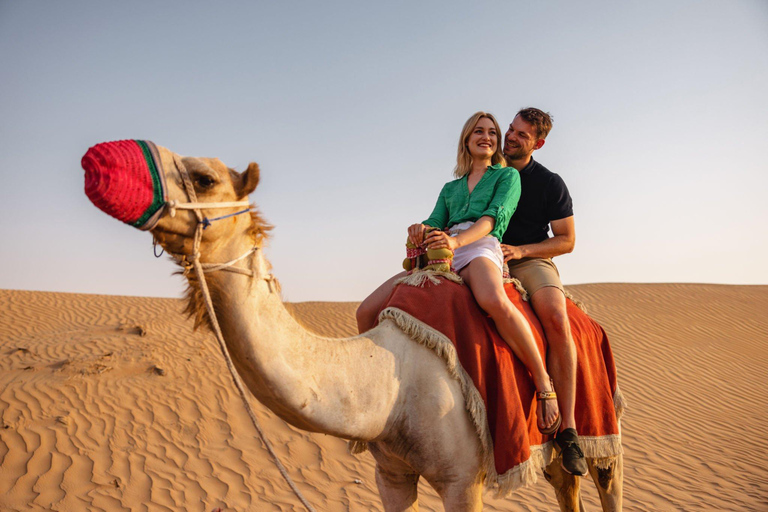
left=374, top=277, right=623, bottom=491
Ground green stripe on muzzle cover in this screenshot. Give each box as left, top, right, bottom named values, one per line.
left=132, top=140, right=165, bottom=228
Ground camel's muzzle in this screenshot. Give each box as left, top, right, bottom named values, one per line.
left=82, top=139, right=168, bottom=231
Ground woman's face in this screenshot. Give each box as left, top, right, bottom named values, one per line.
left=466, top=117, right=498, bottom=160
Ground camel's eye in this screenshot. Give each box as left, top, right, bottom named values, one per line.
left=194, top=174, right=216, bottom=189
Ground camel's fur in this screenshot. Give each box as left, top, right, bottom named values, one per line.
left=143, top=146, right=622, bottom=511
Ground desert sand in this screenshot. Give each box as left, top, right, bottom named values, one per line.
left=1, top=283, right=767, bottom=511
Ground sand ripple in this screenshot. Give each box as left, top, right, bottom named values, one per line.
left=1, top=284, right=767, bottom=510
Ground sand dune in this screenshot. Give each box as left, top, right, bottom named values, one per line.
left=1, top=284, right=767, bottom=511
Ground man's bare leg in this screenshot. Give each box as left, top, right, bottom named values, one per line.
left=530, top=286, right=587, bottom=476
left=530, top=286, right=576, bottom=429
left=356, top=271, right=407, bottom=333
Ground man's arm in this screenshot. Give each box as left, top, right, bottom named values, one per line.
left=501, top=216, right=575, bottom=261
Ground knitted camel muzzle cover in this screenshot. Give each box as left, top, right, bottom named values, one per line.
left=82, top=140, right=168, bottom=230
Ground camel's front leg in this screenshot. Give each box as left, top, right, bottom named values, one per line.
left=543, top=457, right=586, bottom=512
left=430, top=476, right=483, bottom=512
left=369, top=444, right=420, bottom=512
left=587, top=453, right=623, bottom=512
left=375, top=467, right=420, bottom=512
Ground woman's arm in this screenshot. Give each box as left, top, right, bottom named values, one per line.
left=425, top=215, right=495, bottom=250
left=480, top=169, right=521, bottom=237
left=422, top=185, right=449, bottom=230
left=411, top=183, right=450, bottom=246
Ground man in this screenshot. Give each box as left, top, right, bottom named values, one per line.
left=501, top=107, right=587, bottom=476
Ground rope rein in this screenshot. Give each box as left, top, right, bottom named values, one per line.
left=167, top=155, right=316, bottom=512
left=201, top=208, right=254, bottom=229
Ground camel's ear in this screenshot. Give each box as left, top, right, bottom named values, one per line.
left=231, top=162, right=260, bottom=199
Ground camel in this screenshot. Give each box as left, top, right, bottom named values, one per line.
left=82, top=141, right=623, bottom=511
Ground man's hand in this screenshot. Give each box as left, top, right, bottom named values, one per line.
left=502, top=216, right=576, bottom=261
left=501, top=244, right=524, bottom=262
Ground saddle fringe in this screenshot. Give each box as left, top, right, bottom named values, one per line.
left=614, top=384, right=627, bottom=421
left=396, top=269, right=463, bottom=287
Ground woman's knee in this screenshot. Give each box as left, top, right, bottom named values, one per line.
left=475, top=293, right=511, bottom=318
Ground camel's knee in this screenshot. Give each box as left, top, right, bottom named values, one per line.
left=588, top=455, right=623, bottom=510
left=594, top=460, right=616, bottom=489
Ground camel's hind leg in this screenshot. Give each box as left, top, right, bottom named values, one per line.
left=587, top=453, right=623, bottom=512
left=543, top=458, right=586, bottom=512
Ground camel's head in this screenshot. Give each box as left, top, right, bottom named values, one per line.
left=82, top=140, right=269, bottom=256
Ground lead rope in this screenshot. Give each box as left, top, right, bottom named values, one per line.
left=174, top=156, right=317, bottom=512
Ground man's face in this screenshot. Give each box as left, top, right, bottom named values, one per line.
left=503, top=116, right=542, bottom=161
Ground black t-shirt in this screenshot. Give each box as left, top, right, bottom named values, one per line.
left=501, top=158, right=573, bottom=246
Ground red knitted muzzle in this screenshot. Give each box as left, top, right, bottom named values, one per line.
left=82, top=140, right=167, bottom=230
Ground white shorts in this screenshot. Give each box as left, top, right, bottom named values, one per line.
left=448, top=222, right=504, bottom=274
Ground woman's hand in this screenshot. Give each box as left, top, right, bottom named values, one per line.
left=408, top=224, right=428, bottom=247
left=425, top=229, right=459, bottom=251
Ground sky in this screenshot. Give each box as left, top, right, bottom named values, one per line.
left=1, top=1, right=767, bottom=302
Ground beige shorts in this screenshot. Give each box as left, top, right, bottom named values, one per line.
left=506, top=258, right=564, bottom=297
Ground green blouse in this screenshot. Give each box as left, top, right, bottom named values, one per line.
left=422, top=163, right=521, bottom=242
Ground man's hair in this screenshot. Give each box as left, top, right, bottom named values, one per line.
left=516, top=107, right=553, bottom=140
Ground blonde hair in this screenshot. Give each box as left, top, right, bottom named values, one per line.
left=454, top=111, right=506, bottom=178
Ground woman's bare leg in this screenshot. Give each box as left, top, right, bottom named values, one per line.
left=460, top=257, right=559, bottom=430
left=356, top=271, right=408, bottom=333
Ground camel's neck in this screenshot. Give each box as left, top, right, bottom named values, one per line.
left=194, top=232, right=399, bottom=440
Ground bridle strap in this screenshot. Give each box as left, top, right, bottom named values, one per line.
left=165, top=154, right=262, bottom=278
left=170, top=201, right=251, bottom=210
left=167, top=153, right=250, bottom=219
left=199, top=246, right=258, bottom=276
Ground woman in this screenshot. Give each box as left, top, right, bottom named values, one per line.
left=357, top=112, right=560, bottom=434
